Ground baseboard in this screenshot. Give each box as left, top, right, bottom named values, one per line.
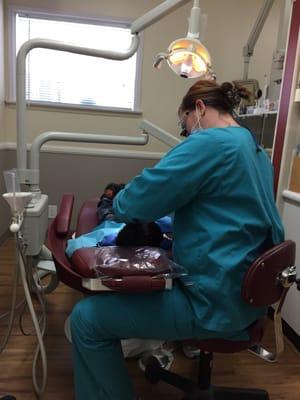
left=0, top=230, right=10, bottom=247
left=268, top=307, right=300, bottom=351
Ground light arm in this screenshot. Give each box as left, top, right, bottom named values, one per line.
left=131, top=0, right=191, bottom=34
left=243, top=0, right=274, bottom=79
left=140, top=120, right=181, bottom=147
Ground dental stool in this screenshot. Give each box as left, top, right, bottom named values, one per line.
left=47, top=194, right=175, bottom=294
left=145, top=240, right=297, bottom=400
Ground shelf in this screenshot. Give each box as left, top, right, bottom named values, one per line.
left=282, top=189, right=300, bottom=203
left=238, top=111, right=278, bottom=118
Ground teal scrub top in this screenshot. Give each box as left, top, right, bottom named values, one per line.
left=113, top=126, right=284, bottom=333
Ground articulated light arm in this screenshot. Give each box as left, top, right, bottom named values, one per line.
left=140, top=120, right=180, bottom=147
left=242, top=0, right=274, bottom=80
left=131, top=0, right=190, bottom=33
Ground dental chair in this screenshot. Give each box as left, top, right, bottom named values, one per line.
left=47, top=194, right=175, bottom=294
left=144, top=239, right=298, bottom=400
left=48, top=195, right=298, bottom=400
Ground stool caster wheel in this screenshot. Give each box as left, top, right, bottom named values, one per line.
left=144, top=356, right=162, bottom=384
left=0, top=396, right=16, bottom=400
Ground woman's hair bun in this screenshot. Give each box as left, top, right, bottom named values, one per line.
left=220, top=81, right=251, bottom=108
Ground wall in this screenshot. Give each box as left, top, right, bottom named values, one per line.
left=3, top=0, right=281, bottom=148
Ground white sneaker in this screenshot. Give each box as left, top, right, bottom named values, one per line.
left=182, top=344, right=201, bottom=359
left=138, top=347, right=174, bottom=371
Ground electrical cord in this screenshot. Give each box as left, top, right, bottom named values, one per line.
left=0, top=234, right=48, bottom=398
left=0, top=299, right=26, bottom=321
left=18, top=300, right=45, bottom=337
left=17, top=236, right=48, bottom=398
left=18, top=257, right=47, bottom=337
left=0, top=238, right=21, bottom=354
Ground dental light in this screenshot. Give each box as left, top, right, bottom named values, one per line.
left=153, top=0, right=212, bottom=78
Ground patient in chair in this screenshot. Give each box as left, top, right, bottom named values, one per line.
left=97, top=182, right=171, bottom=248
left=65, top=183, right=173, bottom=258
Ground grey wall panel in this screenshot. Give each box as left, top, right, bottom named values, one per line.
left=2, top=149, right=156, bottom=229
left=39, top=151, right=158, bottom=227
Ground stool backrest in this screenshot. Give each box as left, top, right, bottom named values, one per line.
left=242, top=240, right=296, bottom=307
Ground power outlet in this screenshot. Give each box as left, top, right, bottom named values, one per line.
left=48, top=205, right=57, bottom=219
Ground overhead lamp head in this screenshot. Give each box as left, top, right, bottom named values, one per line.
left=153, top=37, right=212, bottom=79
left=153, top=1, right=212, bottom=79
left=166, top=37, right=211, bottom=78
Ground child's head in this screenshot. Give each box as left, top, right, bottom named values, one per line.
left=101, top=183, right=125, bottom=199
left=115, top=222, right=163, bottom=247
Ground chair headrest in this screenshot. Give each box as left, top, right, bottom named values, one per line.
left=242, top=240, right=296, bottom=307
left=55, top=194, right=74, bottom=236
left=76, top=198, right=99, bottom=237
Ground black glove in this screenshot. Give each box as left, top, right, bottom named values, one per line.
left=116, top=222, right=163, bottom=247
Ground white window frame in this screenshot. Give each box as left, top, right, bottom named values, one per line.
left=7, top=6, right=143, bottom=113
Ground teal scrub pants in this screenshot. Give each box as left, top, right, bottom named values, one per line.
left=70, top=285, right=247, bottom=400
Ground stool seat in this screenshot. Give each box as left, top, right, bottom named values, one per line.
left=186, top=318, right=265, bottom=353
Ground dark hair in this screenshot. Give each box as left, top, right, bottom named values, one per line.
left=179, top=80, right=251, bottom=115
left=99, top=182, right=125, bottom=201
left=116, top=222, right=163, bottom=247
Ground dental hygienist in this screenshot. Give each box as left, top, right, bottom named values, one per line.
left=70, top=79, right=284, bottom=400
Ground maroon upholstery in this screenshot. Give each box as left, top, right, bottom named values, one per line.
left=96, top=276, right=168, bottom=293
left=55, top=194, right=74, bottom=236
left=242, top=240, right=296, bottom=307
left=71, top=248, right=97, bottom=278
left=72, top=246, right=173, bottom=278
left=47, top=194, right=93, bottom=294
left=75, top=198, right=98, bottom=236
left=187, top=318, right=265, bottom=353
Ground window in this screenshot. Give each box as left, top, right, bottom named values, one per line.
left=8, top=8, right=141, bottom=111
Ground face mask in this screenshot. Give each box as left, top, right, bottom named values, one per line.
left=190, top=108, right=204, bottom=135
